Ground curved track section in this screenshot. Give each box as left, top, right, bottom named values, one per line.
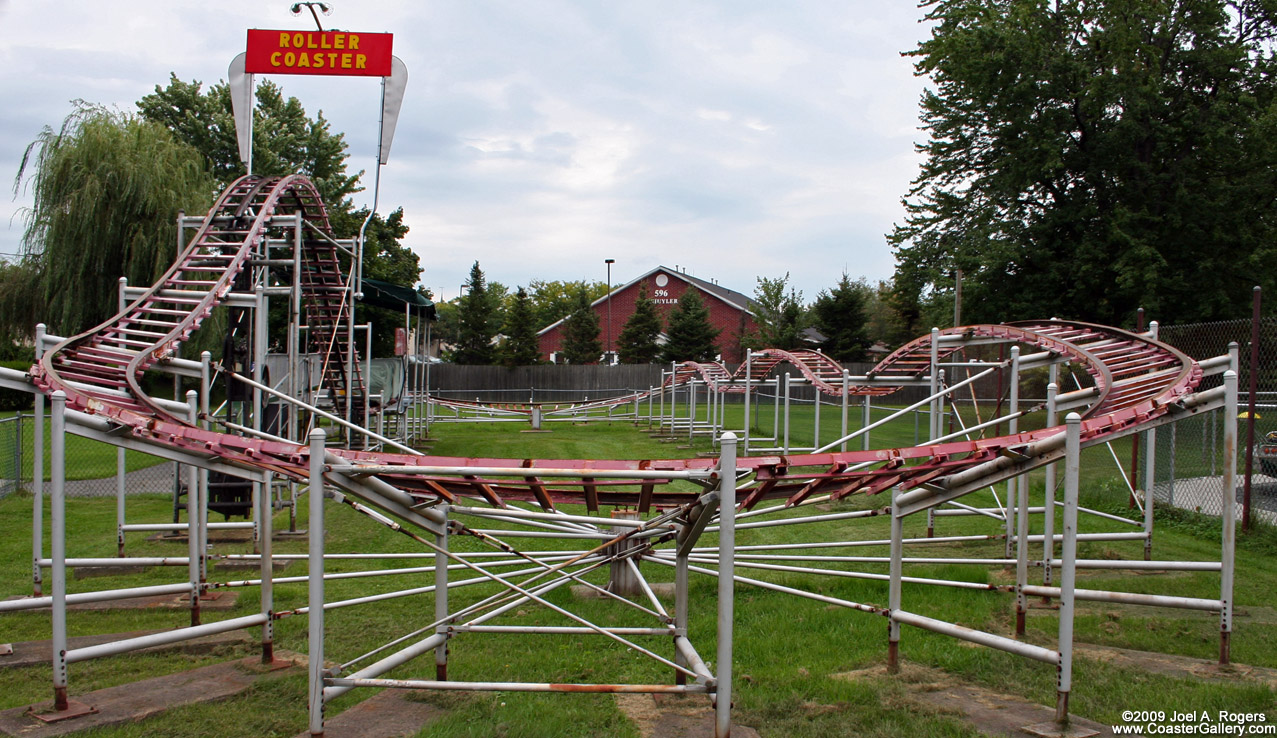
left=27, top=178, right=1208, bottom=519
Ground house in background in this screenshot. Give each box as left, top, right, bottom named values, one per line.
left=537, top=265, right=759, bottom=364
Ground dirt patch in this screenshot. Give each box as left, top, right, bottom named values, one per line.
left=302, top=689, right=445, bottom=738
left=833, top=663, right=1113, bottom=737
left=615, top=693, right=761, bottom=738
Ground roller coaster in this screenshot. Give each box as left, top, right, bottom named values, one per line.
left=0, top=175, right=1239, bottom=737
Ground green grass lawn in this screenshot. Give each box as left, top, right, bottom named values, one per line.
left=0, top=410, right=1273, bottom=737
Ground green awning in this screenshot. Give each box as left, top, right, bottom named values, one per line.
left=359, top=277, right=436, bottom=319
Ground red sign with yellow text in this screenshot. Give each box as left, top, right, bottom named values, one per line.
left=245, top=29, right=393, bottom=77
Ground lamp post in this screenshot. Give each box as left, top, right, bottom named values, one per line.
left=605, top=259, right=615, bottom=365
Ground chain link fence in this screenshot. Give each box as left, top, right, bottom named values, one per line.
left=0, top=413, right=173, bottom=501
left=1147, top=317, right=1277, bottom=525
left=0, top=415, right=22, bottom=498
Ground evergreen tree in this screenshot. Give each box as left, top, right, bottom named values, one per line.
left=662, top=288, right=720, bottom=363
left=891, top=0, right=1277, bottom=327
left=811, top=274, right=871, bottom=362
left=560, top=288, right=602, bottom=364
left=6, top=104, right=216, bottom=339
left=499, top=287, right=542, bottom=367
left=452, top=261, right=500, bottom=365
left=617, top=281, right=663, bottom=364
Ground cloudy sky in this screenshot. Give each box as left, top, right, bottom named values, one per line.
left=0, top=1, right=934, bottom=303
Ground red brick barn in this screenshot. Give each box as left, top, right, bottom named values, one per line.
left=537, top=266, right=758, bottom=364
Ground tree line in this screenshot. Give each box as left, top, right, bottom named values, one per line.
left=889, top=0, right=1277, bottom=330
left=435, top=262, right=911, bottom=366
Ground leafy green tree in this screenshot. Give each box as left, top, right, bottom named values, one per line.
left=662, top=288, right=720, bottom=363
left=560, top=288, right=602, bottom=364
left=746, top=274, right=807, bottom=350
left=811, top=274, right=871, bottom=361
left=6, top=104, right=217, bottom=339
left=452, top=261, right=500, bottom=364
left=499, top=287, right=542, bottom=367
left=139, top=75, right=425, bottom=355
left=138, top=75, right=360, bottom=208
left=891, top=0, right=1277, bottom=328
left=617, top=281, right=663, bottom=364
left=528, top=279, right=608, bottom=330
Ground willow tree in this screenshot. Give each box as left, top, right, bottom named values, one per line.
left=8, top=104, right=216, bottom=338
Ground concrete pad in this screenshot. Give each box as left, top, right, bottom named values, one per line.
left=148, top=530, right=253, bottom=544
left=834, top=663, right=1115, bottom=738
left=215, top=559, right=291, bottom=573
left=0, top=653, right=302, bottom=737
left=0, top=630, right=252, bottom=669
left=298, top=690, right=445, bottom=738
left=618, top=693, right=761, bottom=738
left=1076, top=643, right=1277, bottom=688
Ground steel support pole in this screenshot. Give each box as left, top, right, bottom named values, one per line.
left=1042, top=378, right=1058, bottom=591
left=1129, top=308, right=1145, bottom=505
left=782, top=373, right=791, bottom=454
left=435, top=504, right=450, bottom=680
left=669, top=367, right=677, bottom=436
left=841, top=370, right=849, bottom=453
left=689, top=379, right=698, bottom=442
left=887, top=486, right=903, bottom=673
left=772, top=377, right=780, bottom=443
left=1008, top=348, right=1029, bottom=634
left=742, top=353, right=752, bottom=455
left=308, top=429, right=327, bottom=736
left=813, top=385, right=821, bottom=451
left=862, top=395, right=871, bottom=451
left=116, top=280, right=128, bottom=558
left=1056, top=413, right=1081, bottom=726
left=715, top=433, right=738, bottom=738
left=252, top=285, right=267, bottom=553
left=928, top=328, right=940, bottom=538
left=51, top=391, right=68, bottom=711
left=260, top=465, right=275, bottom=663
left=186, top=391, right=202, bottom=626
left=33, top=324, right=46, bottom=596
left=200, top=351, right=212, bottom=576
left=1220, top=368, right=1238, bottom=666
left=364, top=323, right=373, bottom=450
left=291, top=211, right=303, bottom=443
left=1003, top=348, right=1020, bottom=558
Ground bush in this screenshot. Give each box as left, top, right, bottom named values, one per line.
left=0, top=360, right=35, bottom=412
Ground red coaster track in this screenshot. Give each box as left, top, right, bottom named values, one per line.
left=30, top=177, right=1209, bottom=517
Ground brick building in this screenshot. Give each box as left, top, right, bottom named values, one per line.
left=537, top=266, right=758, bottom=364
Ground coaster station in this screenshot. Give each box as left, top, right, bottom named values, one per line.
left=0, top=174, right=1240, bottom=737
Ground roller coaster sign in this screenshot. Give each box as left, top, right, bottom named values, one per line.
left=245, top=29, right=393, bottom=76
